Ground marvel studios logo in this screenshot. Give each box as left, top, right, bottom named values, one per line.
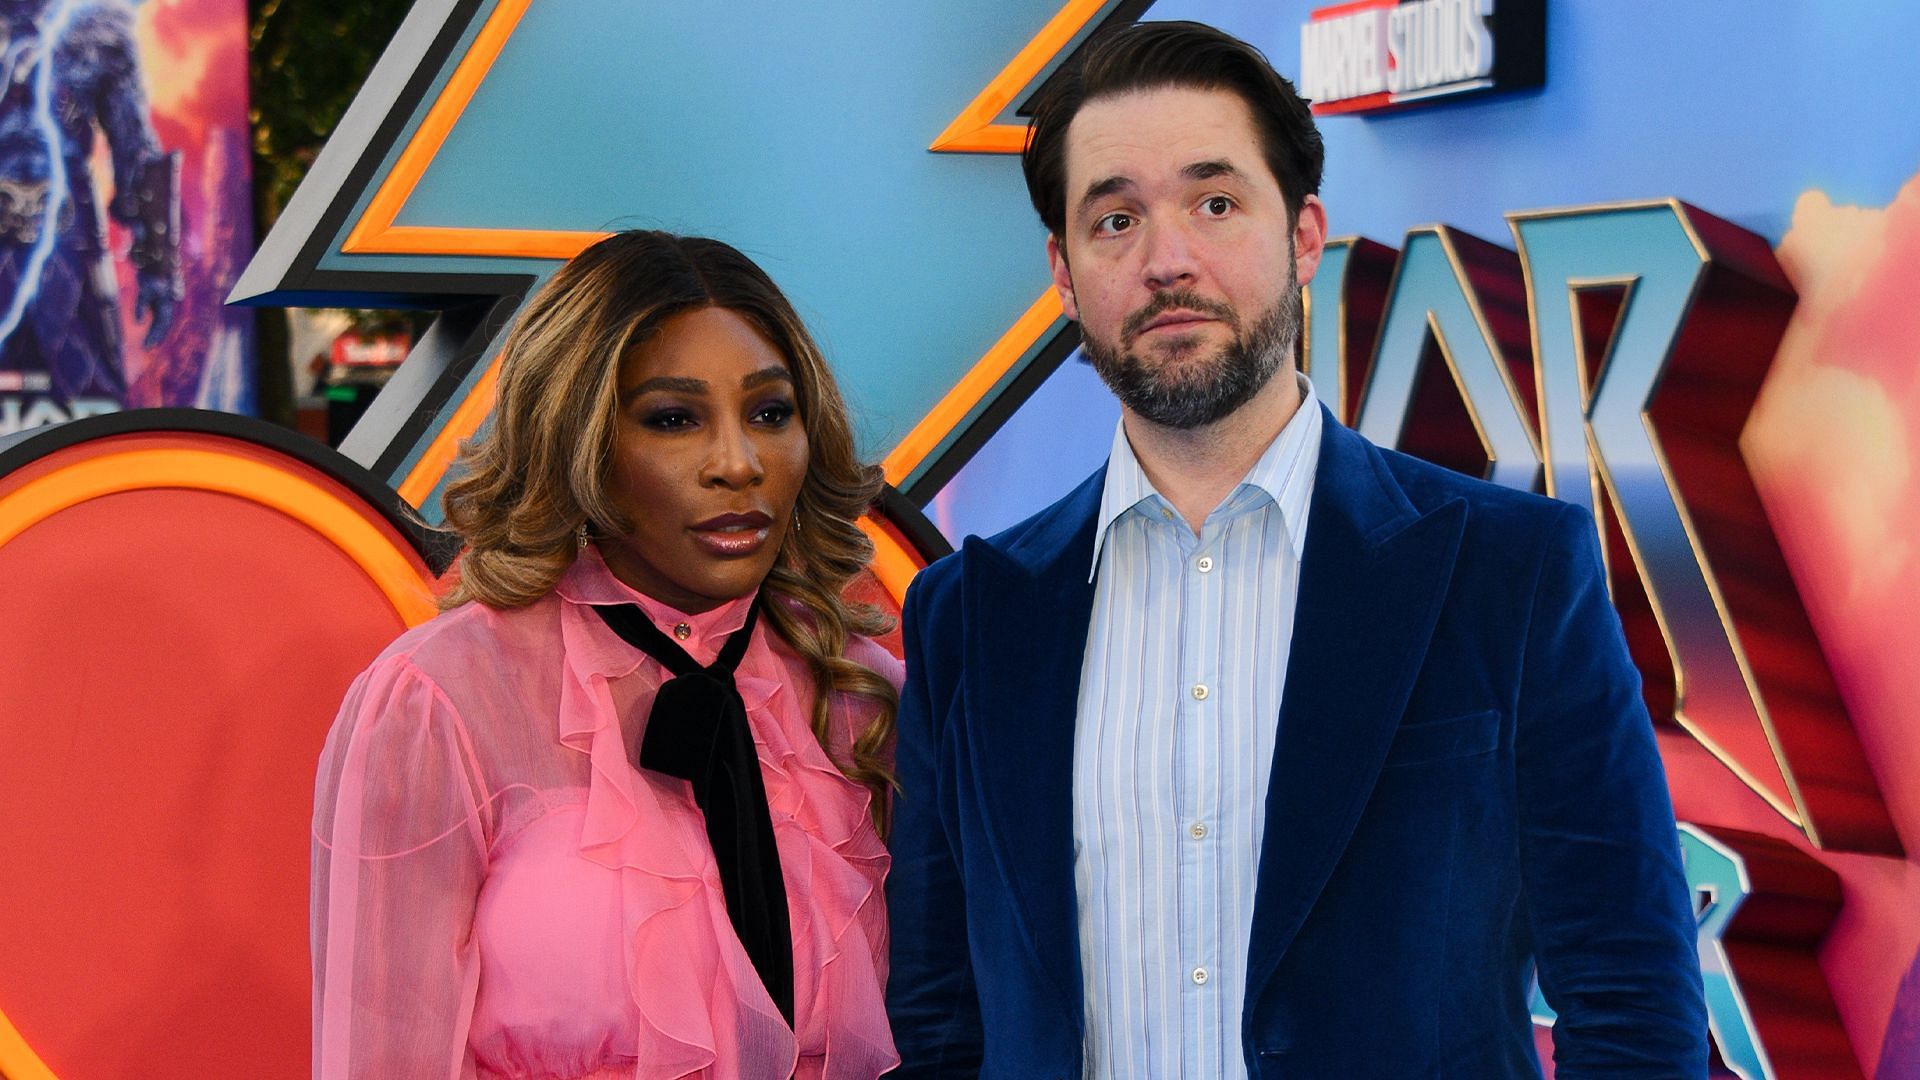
left=1299, top=0, right=1544, bottom=116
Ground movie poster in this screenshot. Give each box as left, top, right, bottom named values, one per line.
left=0, top=0, right=253, bottom=435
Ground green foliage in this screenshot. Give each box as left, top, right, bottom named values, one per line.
left=247, top=0, right=416, bottom=427
left=248, top=0, right=414, bottom=228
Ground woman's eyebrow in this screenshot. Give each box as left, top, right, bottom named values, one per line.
left=625, top=375, right=706, bottom=401
left=741, top=366, right=794, bottom=390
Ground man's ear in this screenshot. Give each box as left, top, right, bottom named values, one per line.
left=1291, top=194, right=1330, bottom=288
left=1046, top=233, right=1079, bottom=322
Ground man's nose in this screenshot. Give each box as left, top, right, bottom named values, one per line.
left=1140, top=218, right=1199, bottom=290
left=703, top=422, right=763, bottom=489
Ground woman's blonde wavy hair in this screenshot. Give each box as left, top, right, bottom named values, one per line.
left=440, top=230, right=898, bottom=832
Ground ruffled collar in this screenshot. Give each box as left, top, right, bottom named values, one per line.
left=541, top=545, right=897, bottom=1074
left=554, top=545, right=759, bottom=671
left=550, top=545, right=783, bottom=871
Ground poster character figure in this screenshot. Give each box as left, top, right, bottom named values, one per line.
left=0, top=0, right=181, bottom=403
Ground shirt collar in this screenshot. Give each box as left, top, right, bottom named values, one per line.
left=1090, top=372, right=1322, bottom=580
left=554, top=544, right=758, bottom=666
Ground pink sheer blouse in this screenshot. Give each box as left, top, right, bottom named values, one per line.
left=311, top=548, right=901, bottom=1079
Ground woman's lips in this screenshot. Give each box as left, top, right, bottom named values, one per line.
left=690, top=511, right=773, bottom=558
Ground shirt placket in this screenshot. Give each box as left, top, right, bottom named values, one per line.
left=1173, top=504, right=1224, bottom=1077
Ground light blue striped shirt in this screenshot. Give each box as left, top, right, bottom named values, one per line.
left=1073, top=375, right=1322, bottom=1079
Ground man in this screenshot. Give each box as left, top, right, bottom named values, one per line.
left=885, top=20, right=1707, bottom=1079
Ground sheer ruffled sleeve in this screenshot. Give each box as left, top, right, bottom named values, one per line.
left=312, top=654, right=490, bottom=1079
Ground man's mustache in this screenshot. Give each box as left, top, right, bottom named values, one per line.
left=1121, top=290, right=1238, bottom=342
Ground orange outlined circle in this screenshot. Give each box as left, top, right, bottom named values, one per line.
left=0, top=447, right=438, bottom=626
left=856, top=513, right=926, bottom=606
left=0, top=444, right=438, bottom=1080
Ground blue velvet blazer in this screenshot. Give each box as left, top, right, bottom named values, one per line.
left=884, top=410, right=1708, bottom=1078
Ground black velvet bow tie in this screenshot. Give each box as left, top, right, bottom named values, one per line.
left=592, top=597, right=794, bottom=1024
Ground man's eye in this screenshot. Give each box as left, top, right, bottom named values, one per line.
left=1200, top=195, right=1234, bottom=217
left=1094, top=212, right=1136, bottom=236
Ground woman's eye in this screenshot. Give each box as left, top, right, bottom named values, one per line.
left=641, top=408, right=696, bottom=431
left=1094, top=212, right=1136, bottom=237
left=1201, top=195, right=1234, bottom=217
left=753, top=400, right=798, bottom=426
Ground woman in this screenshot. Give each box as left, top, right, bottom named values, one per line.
left=312, top=231, right=901, bottom=1079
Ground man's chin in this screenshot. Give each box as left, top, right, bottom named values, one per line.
left=1142, top=364, right=1228, bottom=402
left=1118, top=372, right=1246, bottom=430
left=1138, top=347, right=1235, bottom=394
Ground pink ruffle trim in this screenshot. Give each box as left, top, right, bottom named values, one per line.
left=554, top=613, right=898, bottom=1078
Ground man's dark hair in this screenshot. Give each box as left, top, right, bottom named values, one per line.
left=1022, top=20, right=1325, bottom=239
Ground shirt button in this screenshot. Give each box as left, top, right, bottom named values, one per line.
left=1191, top=683, right=1209, bottom=701
left=1192, top=966, right=1210, bottom=985
left=1196, top=555, right=1214, bottom=573
left=1189, top=822, right=1207, bottom=840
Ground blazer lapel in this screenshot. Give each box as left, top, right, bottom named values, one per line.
left=962, top=468, right=1104, bottom=1029
left=1245, top=417, right=1467, bottom=1011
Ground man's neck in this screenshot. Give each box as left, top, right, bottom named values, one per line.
left=1123, top=369, right=1304, bottom=534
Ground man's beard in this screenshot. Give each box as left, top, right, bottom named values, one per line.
left=1079, top=259, right=1302, bottom=431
